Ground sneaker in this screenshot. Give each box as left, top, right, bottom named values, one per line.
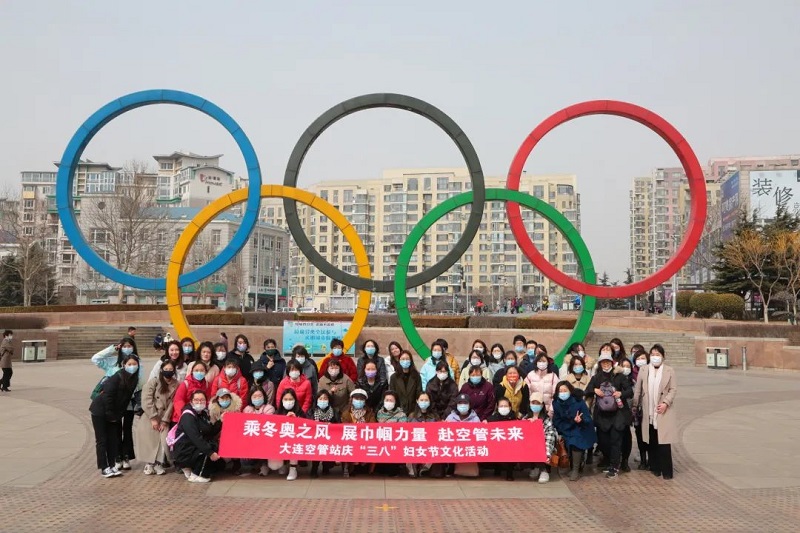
left=601, top=465, right=612, bottom=473
left=143, top=464, right=155, bottom=475
left=110, top=467, right=123, bottom=477
left=259, top=464, right=270, bottom=477
left=406, top=464, right=416, bottom=478
left=538, top=471, right=550, bottom=484
left=606, top=468, right=618, bottom=479
left=188, top=474, right=211, bottom=483
left=286, top=467, right=298, bottom=481
left=343, top=465, right=350, bottom=478
left=101, top=467, right=116, bottom=478
left=182, top=468, right=193, bottom=480
left=114, top=462, right=123, bottom=470
left=154, top=463, right=166, bottom=476
left=121, top=460, right=131, bottom=470
left=528, top=467, right=541, bottom=480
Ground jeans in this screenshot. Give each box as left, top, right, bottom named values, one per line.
left=596, top=427, right=623, bottom=468
left=648, top=424, right=674, bottom=477
left=91, top=415, right=121, bottom=471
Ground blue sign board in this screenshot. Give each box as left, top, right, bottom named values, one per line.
left=282, top=321, right=355, bottom=355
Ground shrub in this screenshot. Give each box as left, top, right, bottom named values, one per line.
left=689, top=293, right=717, bottom=318
left=706, top=323, right=800, bottom=345
left=187, top=312, right=244, bottom=325
left=676, top=291, right=695, bottom=317
left=468, top=315, right=516, bottom=329
left=716, top=293, right=745, bottom=320
left=514, top=316, right=577, bottom=330
left=242, top=312, right=297, bottom=326
left=0, top=316, right=48, bottom=329
left=0, top=304, right=214, bottom=314
left=297, top=313, right=353, bottom=322
left=366, top=314, right=401, bottom=328
left=411, top=316, right=469, bottom=328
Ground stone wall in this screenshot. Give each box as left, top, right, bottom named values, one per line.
left=694, top=336, right=800, bottom=371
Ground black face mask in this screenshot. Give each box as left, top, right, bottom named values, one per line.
left=161, top=370, right=175, bottom=379
left=266, top=349, right=279, bottom=357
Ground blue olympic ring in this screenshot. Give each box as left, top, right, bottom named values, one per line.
left=55, top=90, right=262, bottom=290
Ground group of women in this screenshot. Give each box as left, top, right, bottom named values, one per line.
left=89, top=331, right=677, bottom=483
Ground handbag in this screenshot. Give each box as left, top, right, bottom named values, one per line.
left=550, top=437, right=570, bottom=469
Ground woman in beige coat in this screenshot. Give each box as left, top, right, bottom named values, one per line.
left=633, top=344, right=677, bottom=480
left=136, top=361, right=179, bottom=475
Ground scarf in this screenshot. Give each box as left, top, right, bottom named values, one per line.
left=313, top=406, right=335, bottom=422
left=350, top=408, right=367, bottom=423
left=648, top=364, right=663, bottom=429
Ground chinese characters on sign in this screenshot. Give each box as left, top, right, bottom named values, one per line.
left=282, top=321, right=354, bottom=355
left=749, top=170, right=800, bottom=220
left=219, top=414, right=546, bottom=463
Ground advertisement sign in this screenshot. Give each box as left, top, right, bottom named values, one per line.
left=720, top=171, right=740, bottom=241
left=218, top=414, right=547, bottom=463
left=282, top=320, right=354, bottom=355
left=749, top=170, right=800, bottom=220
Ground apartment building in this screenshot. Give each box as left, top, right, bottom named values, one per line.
left=261, top=168, right=582, bottom=312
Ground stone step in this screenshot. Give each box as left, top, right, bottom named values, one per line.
left=55, top=326, right=166, bottom=360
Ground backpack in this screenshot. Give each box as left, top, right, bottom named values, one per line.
left=90, top=376, right=110, bottom=400
left=167, top=410, right=195, bottom=450
left=596, top=381, right=618, bottom=412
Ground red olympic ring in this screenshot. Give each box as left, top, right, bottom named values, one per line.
left=506, top=100, right=706, bottom=299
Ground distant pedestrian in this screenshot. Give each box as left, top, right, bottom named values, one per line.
left=1, top=330, right=14, bottom=391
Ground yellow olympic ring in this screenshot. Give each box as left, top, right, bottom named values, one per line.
left=166, top=185, right=372, bottom=352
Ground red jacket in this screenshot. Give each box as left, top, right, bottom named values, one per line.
left=172, top=374, right=211, bottom=423
left=276, top=374, right=312, bottom=412
left=317, top=354, right=358, bottom=383
left=210, top=369, right=249, bottom=401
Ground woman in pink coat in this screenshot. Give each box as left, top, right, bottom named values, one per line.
left=524, top=353, right=559, bottom=417
left=276, top=359, right=313, bottom=412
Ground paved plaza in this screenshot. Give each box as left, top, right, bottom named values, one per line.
left=0, top=359, right=798, bottom=532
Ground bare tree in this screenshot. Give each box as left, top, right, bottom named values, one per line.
left=0, top=189, right=54, bottom=306
left=224, top=252, right=248, bottom=311
left=772, top=231, right=800, bottom=320
left=79, top=160, right=168, bottom=302
left=187, top=234, right=218, bottom=304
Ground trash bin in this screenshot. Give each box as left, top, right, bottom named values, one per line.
left=705, top=347, right=729, bottom=369
left=705, top=349, right=717, bottom=368
left=715, top=349, right=730, bottom=369
left=21, top=340, right=47, bottom=363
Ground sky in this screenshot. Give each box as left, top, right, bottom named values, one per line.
left=2, top=0, right=800, bottom=280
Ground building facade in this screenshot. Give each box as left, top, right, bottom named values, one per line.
left=261, top=168, right=582, bottom=312
left=153, top=151, right=239, bottom=208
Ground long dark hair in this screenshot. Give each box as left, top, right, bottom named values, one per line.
left=277, top=388, right=301, bottom=415
left=397, top=350, right=420, bottom=378
left=119, top=354, right=140, bottom=385
left=163, top=340, right=185, bottom=368
left=158, top=361, right=176, bottom=395
left=114, top=336, right=138, bottom=368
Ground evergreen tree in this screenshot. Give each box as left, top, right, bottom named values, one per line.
left=706, top=211, right=758, bottom=296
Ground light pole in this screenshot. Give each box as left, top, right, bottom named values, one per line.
left=274, top=264, right=279, bottom=312
left=671, top=234, right=679, bottom=319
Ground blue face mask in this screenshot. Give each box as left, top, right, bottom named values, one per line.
left=252, top=371, right=264, bottom=381
left=530, top=404, right=543, bottom=414
left=252, top=397, right=265, bottom=407
left=124, top=364, right=138, bottom=374
left=431, top=350, right=442, bottom=359
left=365, top=346, right=376, bottom=356
left=417, top=400, right=430, bottom=410
left=400, top=359, right=412, bottom=369
left=192, top=371, right=206, bottom=381
left=317, top=399, right=329, bottom=410
left=121, top=347, right=134, bottom=356
left=573, top=366, right=584, bottom=374
left=558, top=391, right=571, bottom=401
left=505, top=359, right=516, bottom=367
left=332, top=348, right=343, bottom=357
left=469, top=376, right=482, bottom=385
left=456, top=404, right=469, bottom=415
left=514, top=345, right=524, bottom=353
left=182, top=346, right=192, bottom=354
left=352, top=399, right=365, bottom=410
left=218, top=399, right=231, bottom=409
left=526, top=349, right=536, bottom=357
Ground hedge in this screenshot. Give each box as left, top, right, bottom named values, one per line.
left=469, top=315, right=516, bottom=329
left=0, top=316, right=49, bottom=329
left=514, top=316, right=577, bottom=330
left=187, top=313, right=244, bottom=325
left=412, top=316, right=469, bottom=328
left=365, top=314, right=401, bottom=328
left=706, top=323, right=800, bottom=345
left=676, top=291, right=694, bottom=317
left=689, top=293, right=718, bottom=319
left=0, top=304, right=215, bottom=314
left=242, top=312, right=298, bottom=326
left=716, top=294, right=745, bottom=320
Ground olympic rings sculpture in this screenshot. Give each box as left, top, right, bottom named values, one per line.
left=56, top=90, right=706, bottom=363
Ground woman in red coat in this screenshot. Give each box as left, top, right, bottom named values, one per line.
left=276, top=359, right=312, bottom=412
left=172, top=361, right=211, bottom=425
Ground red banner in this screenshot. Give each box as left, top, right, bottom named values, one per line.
left=218, top=413, right=546, bottom=463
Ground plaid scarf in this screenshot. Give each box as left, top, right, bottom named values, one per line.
left=313, top=406, right=335, bottom=422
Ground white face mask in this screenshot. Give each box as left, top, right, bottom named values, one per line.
left=498, top=406, right=511, bottom=416
left=328, top=368, right=340, bottom=378
left=651, top=355, right=663, bottom=367
left=636, top=359, right=647, bottom=367
left=536, top=361, right=548, bottom=370
left=437, top=372, right=448, bottom=381
left=470, top=358, right=482, bottom=366
left=383, top=401, right=396, bottom=411
left=289, top=370, right=301, bottom=380
left=492, top=351, right=503, bottom=360
left=622, top=367, right=632, bottom=376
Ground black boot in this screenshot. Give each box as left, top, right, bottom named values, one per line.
left=638, top=457, right=649, bottom=471
left=620, top=459, right=631, bottom=473
left=310, top=461, right=319, bottom=478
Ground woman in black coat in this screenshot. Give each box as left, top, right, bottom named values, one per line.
left=89, top=354, right=140, bottom=478
left=173, top=390, right=223, bottom=482
left=425, top=360, right=459, bottom=419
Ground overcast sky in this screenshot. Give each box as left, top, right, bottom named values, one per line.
left=2, top=0, right=800, bottom=280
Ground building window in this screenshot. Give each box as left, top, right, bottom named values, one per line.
left=212, top=229, right=221, bottom=247
left=437, top=177, right=449, bottom=189
left=160, top=162, right=174, bottom=171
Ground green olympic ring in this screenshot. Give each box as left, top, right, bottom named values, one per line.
left=394, top=188, right=597, bottom=367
